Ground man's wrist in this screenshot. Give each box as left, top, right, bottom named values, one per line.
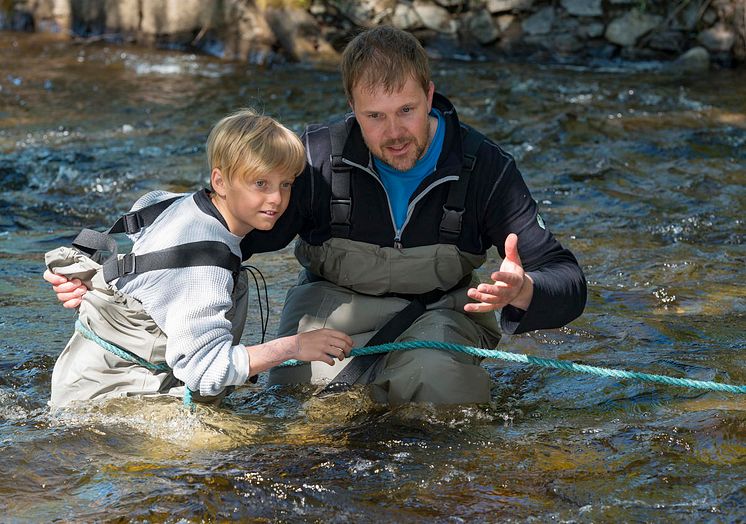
left=510, top=273, right=534, bottom=311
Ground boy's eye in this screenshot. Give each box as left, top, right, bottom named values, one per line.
left=255, top=180, right=266, bottom=188
left=281, top=181, right=293, bottom=189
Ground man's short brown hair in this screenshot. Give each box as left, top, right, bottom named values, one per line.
left=340, top=25, right=431, bottom=103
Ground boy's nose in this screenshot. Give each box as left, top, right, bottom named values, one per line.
left=266, top=188, right=283, bottom=204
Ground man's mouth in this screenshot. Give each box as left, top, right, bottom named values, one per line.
left=385, top=141, right=410, bottom=154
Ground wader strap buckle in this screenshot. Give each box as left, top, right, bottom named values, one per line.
left=330, top=158, right=352, bottom=238
left=439, top=206, right=465, bottom=243
left=462, top=152, right=477, bottom=172
left=122, top=211, right=144, bottom=234
left=119, top=253, right=136, bottom=275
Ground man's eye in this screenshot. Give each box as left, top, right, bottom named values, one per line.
left=402, top=107, right=411, bottom=113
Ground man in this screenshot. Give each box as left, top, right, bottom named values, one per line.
left=47, top=26, right=586, bottom=405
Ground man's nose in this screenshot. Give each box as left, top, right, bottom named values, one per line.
left=384, top=117, right=404, bottom=139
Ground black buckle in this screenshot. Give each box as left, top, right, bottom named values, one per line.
left=330, top=198, right=352, bottom=224
left=462, top=153, right=477, bottom=172
left=120, top=253, right=136, bottom=275
left=122, top=211, right=144, bottom=234
left=440, top=206, right=464, bottom=235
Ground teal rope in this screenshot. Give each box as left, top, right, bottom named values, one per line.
left=74, top=319, right=196, bottom=409
left=281, top=340, right=746, bottom=394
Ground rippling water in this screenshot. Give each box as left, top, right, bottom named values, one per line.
left=1, top=32, right=744, bottom=522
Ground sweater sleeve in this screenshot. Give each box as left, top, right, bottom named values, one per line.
left=122, top=266, right=250, bottom=397
left=481, top=148, right=587, bottom=334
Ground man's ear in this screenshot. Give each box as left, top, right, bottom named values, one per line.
left=211, top=168, right=227, bottom=196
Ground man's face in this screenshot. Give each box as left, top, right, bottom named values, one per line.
left=350, top=76, right=435, bottom=172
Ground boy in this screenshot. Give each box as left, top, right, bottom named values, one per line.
left=44, top=109, right=353, bottom=407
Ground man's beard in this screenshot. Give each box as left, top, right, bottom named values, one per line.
left=377, top=136, right=428, bottom=171
left=369, top=117, right=431, bottom=172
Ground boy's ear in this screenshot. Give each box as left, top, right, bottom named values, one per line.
left=211, top=168, right=227, bottom=196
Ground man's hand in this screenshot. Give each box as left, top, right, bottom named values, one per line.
left=464, top=233, right=534, bottom=313
left=43, top=269, right=88, bottom=308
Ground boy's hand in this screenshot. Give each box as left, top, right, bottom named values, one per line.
left=295, top=329, right=354, bottom=366
left=43, top=269, right=88, bottom=308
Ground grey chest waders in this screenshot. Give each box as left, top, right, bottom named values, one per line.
left=315, top=121, right=486, bottom=396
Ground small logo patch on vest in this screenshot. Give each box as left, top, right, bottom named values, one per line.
left=536, top=213, right=546, bottom=230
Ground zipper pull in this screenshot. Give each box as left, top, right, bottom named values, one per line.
left=394, top=238, right=402, bottom=249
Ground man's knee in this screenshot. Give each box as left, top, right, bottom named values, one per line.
left=369, top=347, right=491, bottom=405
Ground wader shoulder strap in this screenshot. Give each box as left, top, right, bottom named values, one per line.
left=328, top=118, right=353, bottom=238
left=72, top=197, right=181, bottom=259
left=102, top=241, right=242, bottom=284
left=438, top=126, right=485, bottom=244
left=69, top=196, right=241, bottom=284
left=327, top=120, right=484, bottom=244
left=316, top=275, right=473, bottom=396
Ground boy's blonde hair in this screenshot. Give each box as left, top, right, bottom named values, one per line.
left=206, top=108, right=305, bottom=185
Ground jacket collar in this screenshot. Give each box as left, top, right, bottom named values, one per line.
left=341, top=92, right=465, bottom=177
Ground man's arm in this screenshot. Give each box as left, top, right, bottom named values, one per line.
left=469, top=150, right=587, bottom=335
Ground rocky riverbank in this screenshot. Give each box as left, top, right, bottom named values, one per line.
left=2, top=0, right=745, bottom=70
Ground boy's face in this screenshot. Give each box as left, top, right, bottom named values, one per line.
left=212, top=168, right=295, bottom=236
left=350, top=76, right=435, bottom=172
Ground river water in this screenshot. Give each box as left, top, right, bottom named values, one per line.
left=1, top=32, right=744, bottom=522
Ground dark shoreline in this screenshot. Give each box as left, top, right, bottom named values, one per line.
left=2, top=0, right=745, bottom=72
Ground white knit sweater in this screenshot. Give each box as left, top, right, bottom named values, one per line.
left=116, top=190, right=249, bottom=397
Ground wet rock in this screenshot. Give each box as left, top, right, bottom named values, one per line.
left=487, top=0, right=534, bottom=14
left=333, top=0, right=390, bottom=28
left=698, top=23, right=736, bottom=52
left=605, top=10, right=663, bottom=47
left=522, top=6, right=555, bottom=36
left=551, top=32, right=584, bottom=54
left=139, top=0, right=211, bottom=35
left=496, top=14, right=516, bottom=33
left=220, top=3, right=275, bottom=64
left=465, top=8, right=500, bottom=44
left=702, top=7, right=718, bottom=25
left=667, top=46, right=711, bottom=72
left=648, top=30, right=687, bottom=53
left=678, top=0, right=703, bottom=31
left=578, top=21, right=605, bottom=39
left=561, top=0, right=602, bottom=18
left=391, top=3, right=422, bottom=31
left=434, top=0, right=466, bottom=7
left=265, top=7, right=337, bottom=62
left=413, top=0, right=458, bottom=34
